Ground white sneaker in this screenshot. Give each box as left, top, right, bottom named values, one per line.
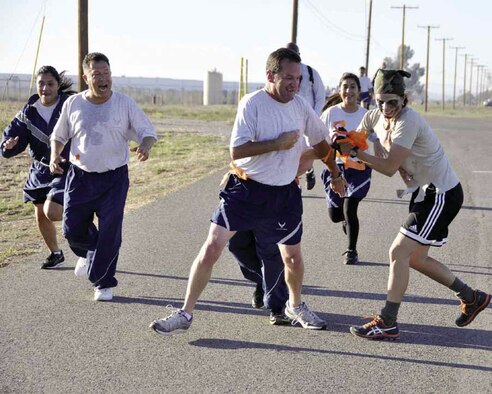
left=94, top=287, right=113, bottom=301
left=74, top=257, right=88, bottom=277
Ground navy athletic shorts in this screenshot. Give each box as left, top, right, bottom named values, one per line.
left=23, top=161, right=67, bottom=206
left=211, top=174, right=303, bottom=246
left=400, top=183, right=463, bottom=246
left=321, top=164, right=372, bottom=208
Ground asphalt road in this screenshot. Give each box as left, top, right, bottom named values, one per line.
left=1, top=115, right=491, bottom=393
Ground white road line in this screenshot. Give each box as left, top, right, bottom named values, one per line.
left=473, top=171, right=492, bottom=174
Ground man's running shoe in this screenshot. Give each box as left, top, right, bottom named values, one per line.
left=74, top=257, right=88, bottom=277
left=40, top=251, right=65, bottom=269
left=150, top=307, right=192, bottom=336
left=343, top=249, right=359, bottom=265
left=284, top=301, right=326, bottom=330
left=252, top=283, right=264, bottom=309
left=94, top=287, right=113, bottom=302
left=306, top=168, right=316, bottom=190
left=455, top=289, right=490, bottom=327
left=269, top=309, right=292, bottom=325
left=350, top=315, right=399, bottom=340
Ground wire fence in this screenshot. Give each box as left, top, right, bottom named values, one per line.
left=0, top=76, right=246, bottom=106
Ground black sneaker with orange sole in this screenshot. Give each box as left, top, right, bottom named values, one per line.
left=350, top=315, right=400, bottom=340
left=455, top=289, right=490, bottom=327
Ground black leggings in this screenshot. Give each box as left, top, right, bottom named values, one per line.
left=328, top=197, right=361, bottom=251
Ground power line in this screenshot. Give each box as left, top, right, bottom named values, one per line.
left=303, top=0, right=366, bottom=42
left=2, top=0, right=48, bottom=100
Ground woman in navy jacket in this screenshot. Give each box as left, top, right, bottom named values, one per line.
left=1, top=66, right=74, bottom=269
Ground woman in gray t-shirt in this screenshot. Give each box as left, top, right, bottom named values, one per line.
left=346, top=69, right=490, bottom=340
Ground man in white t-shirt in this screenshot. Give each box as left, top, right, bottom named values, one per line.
left=50, top=52, right=157, bottom=302
left=346, top=69, right=490, bottom=340
left=358, top=66, right=373, bottom=110
left=150, top=47, right=345, bottom=335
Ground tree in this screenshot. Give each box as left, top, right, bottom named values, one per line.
left=381, top=45, right=425, bottom=101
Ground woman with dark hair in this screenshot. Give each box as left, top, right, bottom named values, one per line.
left=1, top=66, right=74, bottom=269
left=320, top=72, right=382, bottom=264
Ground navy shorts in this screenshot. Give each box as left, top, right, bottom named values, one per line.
left=321, top=164, right=372, bottom=208
left=23, top=161, right=67, bottom=206
left=211, top=174, right=303, bottom=245
left=400, top=183, right=463, bottom=246
left=359, top=91, right=371, bottom=104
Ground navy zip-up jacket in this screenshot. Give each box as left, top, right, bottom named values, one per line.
left=1, top=93, right=71, bottom=164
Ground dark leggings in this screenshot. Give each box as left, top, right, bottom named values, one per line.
left=328, top=197, right=361, bottom=251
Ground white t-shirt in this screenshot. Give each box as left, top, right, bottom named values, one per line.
left=34, top=98, right=59, bottom=125
left=298, top=63, right=325, bottom=115
left=359, top=107, right=459, bottom=196
left=359, top=76, right=372, bottom=93
left=320, top=104, right=367, bottom=164
left=231, top=89, right=328, bottom=186
left=52, top=91, right=156, bottom=173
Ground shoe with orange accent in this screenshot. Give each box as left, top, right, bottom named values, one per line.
left=350, top=315, right=399, bottom=340
left=455, top=290, right=490, bottom=327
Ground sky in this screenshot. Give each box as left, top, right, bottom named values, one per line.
left=0, top=0, right=490, bottom=98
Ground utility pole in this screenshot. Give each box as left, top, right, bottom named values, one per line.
left=461, top=53, right=470, bottom=106
left=78, top=0, right=89, bottom=92
left=480, top=67, right=488, bottom=104
left=291, top=0, right=298, bottom=43
left=365, top=0, right=373, bottom=73
left=469, top=57, right=477, bottom=105
left=391, top=4, right=418, bottom=69
left=475, top=65, right=483, bottom=105
left=418, top=25, right=439, bottom=112
left=435, top=37, right=453, bottom=111
left=450, top=46, right=464, bottom=109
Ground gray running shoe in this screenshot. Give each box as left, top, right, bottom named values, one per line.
left=150, top=307, right=192, bottom=336
left=284, top=301, right=326, bottom=330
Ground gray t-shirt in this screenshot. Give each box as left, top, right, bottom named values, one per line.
left=359, top=107, right=459, bottom=198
